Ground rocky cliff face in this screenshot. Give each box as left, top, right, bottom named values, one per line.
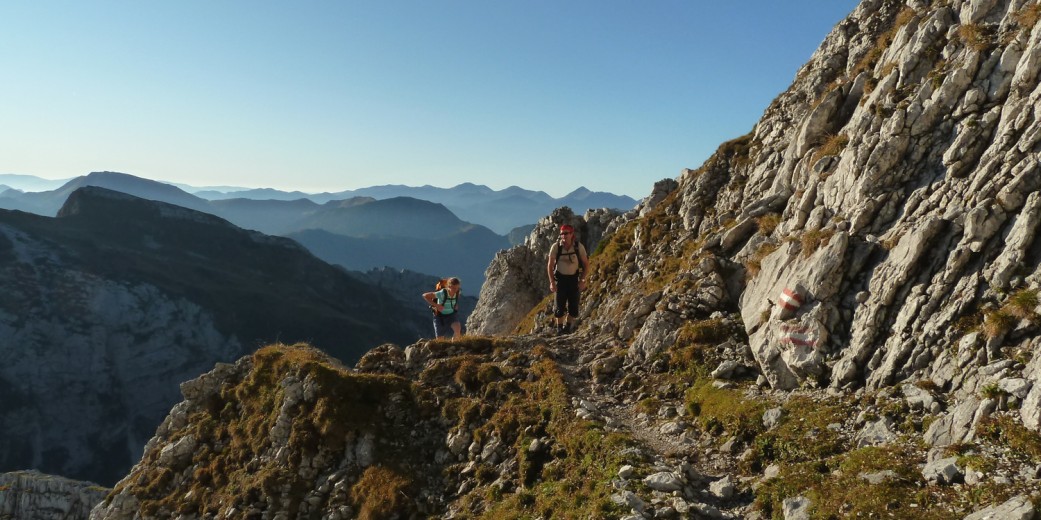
left=573, top=0, right=1041, bottom=416
left=0, top=187, right=421, bottom=486
left=467, top=206, right=622, bottom=336
left=0, top=471, right=108, bottom=520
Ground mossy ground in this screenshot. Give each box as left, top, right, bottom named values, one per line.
left=111, top=344, right=435, bottom=519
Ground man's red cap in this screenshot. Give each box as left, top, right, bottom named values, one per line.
left=560, top=224, right=574, bottom=232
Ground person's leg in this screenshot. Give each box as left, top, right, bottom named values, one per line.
left=554, top=285, right=567, bottom=333
left=566, top=282, right=580, bottom=332
left=433, top=315, right=448, bottom=338
left=451, top=320, right=462, bottom=339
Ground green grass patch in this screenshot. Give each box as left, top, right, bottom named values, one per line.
left=747, top=396, right=850, bottom=471
left=685, top=381, right=766, bottom=440
left=753, top=445, right=955, bottom=519
left=476, top=359, right=637, bottom=519
left=976, top=415, right=1041, bottom=464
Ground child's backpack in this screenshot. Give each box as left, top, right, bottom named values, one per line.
left=431, top=279, right=460, bottom=315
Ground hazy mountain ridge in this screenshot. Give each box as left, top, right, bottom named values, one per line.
left=0, top=172, right=509, bottom=286
left=1, top=173, right=638, bottom=235
left=289, top=225, right=507, bottom=291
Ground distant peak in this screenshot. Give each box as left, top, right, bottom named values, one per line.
left=85, top=171, right=135, bottom=179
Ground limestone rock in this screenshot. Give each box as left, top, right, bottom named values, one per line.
left=963, top=494, right=1038, bottom=520
left=468, top=206, right=621, bottom=335
left=0, top=470, right=107, bottom=520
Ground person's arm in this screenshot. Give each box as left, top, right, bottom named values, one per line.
left=578, top=244, right=590, bottom=286
left=547, top=244, right=558, bottom=292
left=423, top=291, right=443, bottom=312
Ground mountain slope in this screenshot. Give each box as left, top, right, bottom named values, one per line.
left=1, top=171, right=211, bottom=215
left=195, top=181, right=638, bottom=234
left=0, top=175, right=509, bottom=291
left=287, top=224, right=509, bottom=289
left=0, top=187, right=422, bottom=486
left=286, top=196, right=477, bottom=239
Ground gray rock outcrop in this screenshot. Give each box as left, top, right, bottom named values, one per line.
left=0, top=470, right=107, bottom=520
left=467, top=206, right=620, bottom=335
left=573, top=0, right=1041, bottom=428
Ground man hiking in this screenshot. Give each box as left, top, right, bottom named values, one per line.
left=547, top=224, right=588, bottom=335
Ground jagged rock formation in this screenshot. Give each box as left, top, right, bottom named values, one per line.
left=0, top=470, right=107, bottom=520
left=576, top=0, right=1041, bottom=418
left=0, top=187, right=420, bottom=486
left=467, top=206, right=621, bottom=336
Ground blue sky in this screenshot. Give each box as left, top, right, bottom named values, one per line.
left=2, top=1, right=859, bottom=199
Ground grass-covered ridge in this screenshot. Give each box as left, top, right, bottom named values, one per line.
left=109, top=343, right=438, bottom=518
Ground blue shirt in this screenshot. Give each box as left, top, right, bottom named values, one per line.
left=436, top=289, right=458, bottom=315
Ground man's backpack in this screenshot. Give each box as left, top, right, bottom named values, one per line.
left=555, top=241, right=587, bottom=275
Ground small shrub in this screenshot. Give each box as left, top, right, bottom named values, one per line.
left=953, top=313, right=983, bottom=336
left=959, top=23, right=993, bottom=52
left=982, top=309, right=1016, bottom=339
left=800, top=228, right=836, bottom=258
left=454, top=359, right=481, bottom=391
left=812, top=133, right=850, bottom=164
left=756, top=213, right=781, bottom=236
left=1005, top=288, right=1038, bottom=320
left=1014, top=348, right=1033, bottom=366
left=979, top=383, right=1006, bottom=400
left=745, top=242, right=781, bottom=277
left=350, top=465, right=416, bottom=519
left=914, top=379, right=941, bottom=393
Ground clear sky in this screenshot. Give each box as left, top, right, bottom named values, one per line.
left=2, top=1, right=860, bottom=199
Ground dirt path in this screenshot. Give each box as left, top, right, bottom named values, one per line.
left=519, top=329, right=756, bottom=518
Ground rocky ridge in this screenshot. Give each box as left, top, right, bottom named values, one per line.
left=467, top=205, right=622, bottom=336
left=0, top=470, right=107, bottom=520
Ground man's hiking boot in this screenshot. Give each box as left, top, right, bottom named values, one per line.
left=556, top=324, right=565, bottom=336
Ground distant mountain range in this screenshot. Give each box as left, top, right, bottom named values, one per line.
left=196, top=182, right=637, bottom=235
left=1, top=173, right=639, bottom=235
left=0, top=186, right=423, bottom=486
left=0, top=172, right=635, bottom=287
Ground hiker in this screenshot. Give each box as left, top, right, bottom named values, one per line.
left=423, top=277, right=463, bottom=340
left=547, top=224, right=588, bottom=335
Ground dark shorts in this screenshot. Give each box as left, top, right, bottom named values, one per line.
left=554, top=272, right=580, bottom=318
left=433, top=312, right=458, bottom=338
